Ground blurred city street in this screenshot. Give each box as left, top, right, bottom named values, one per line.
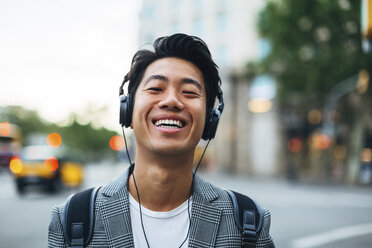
left=1, top=163, right=371, bottom=248
left=1, top=0, right=372, bottom=247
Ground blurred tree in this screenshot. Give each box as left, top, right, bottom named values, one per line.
left=0, top=106, right=118, bottom=162
left=0, top=106, right=48, bottom=140
left=59, top=115, right=118, bottom=161
left=256, top=0, right=372, bottom=183
left=258, top=0, right=372, bottom=102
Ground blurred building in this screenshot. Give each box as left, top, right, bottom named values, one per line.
left=139, top=0, right=266, bottom=69
left=138, top=0, right=281, bottom=177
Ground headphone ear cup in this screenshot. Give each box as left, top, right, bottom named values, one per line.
left=119, top=95, right=128, bottom=127
left=202, top=107, right=212, bottom=140
left=126, top=93, right=133, bottom=127
left=119, top=93, right=134, bottom=128
left=202, top=108, right=220, bottom=140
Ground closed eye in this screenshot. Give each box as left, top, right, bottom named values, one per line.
left=148, top=87, right=162, bottom=92
left=183, top=91, right=198, bottom=95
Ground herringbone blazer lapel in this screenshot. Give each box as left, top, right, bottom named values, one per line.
left=188, top=175, right=223, bottom=248
left=98, top=168, right=134, bottom=248
left=97, top=168, right=224, bottom=248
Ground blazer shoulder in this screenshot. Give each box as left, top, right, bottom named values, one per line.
left=257, top=208, right=275, bottom=247
left=196, top=180, right=275, bottom=247
left=48, top=186, right=107, bottom=248
left=193, top=175, right=233, bottom=205
left=211, top=185, right=276, bottom=248
left=48, top=202, right=66, bottom=247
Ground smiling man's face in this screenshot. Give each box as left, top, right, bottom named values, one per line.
left=132, top=57, right=206, bottom=157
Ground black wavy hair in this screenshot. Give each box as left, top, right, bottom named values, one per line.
left=125, top=33, right=221, bottom=108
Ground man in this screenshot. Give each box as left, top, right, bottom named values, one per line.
left=48, top=33, right=275, bottom=247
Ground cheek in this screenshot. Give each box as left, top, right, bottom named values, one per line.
left=193, top=103, right=207, bottom=129
left=131, top=98, right=146, bottom=127
left=131, top=93, right=156, bottom=131
left=133, top=105, right=144, bottom=120
left=132, top=102, right=149, bottom=140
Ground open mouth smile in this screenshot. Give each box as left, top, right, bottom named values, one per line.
left=153, top=119, right=185, bottom=129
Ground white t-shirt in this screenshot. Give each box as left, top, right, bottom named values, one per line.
left=129, top=193, right=191, bottom=248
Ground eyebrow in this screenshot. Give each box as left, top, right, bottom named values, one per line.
left=144, top=75, right=167, bottom=85
left=143, top=74, right=204, bottom=91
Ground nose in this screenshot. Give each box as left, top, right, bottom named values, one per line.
left=158, top=90, right=184, bottom=111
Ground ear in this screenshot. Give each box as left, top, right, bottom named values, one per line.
left=130, top=123, right=133, bottom=129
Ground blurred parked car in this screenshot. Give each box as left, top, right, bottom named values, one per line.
left=9, top=145, right=83, bottom=193
left=0, top=122, right=21, bottom=170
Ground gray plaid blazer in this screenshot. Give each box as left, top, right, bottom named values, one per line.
left=48, top=167, right=275, bottom=247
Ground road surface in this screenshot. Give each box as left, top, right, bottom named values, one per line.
left=0, top=163, right=371, bottom=248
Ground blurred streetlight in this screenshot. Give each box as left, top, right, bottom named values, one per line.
left=321, top=70, right=369, bottom=144
left=361, top=148, right=372, bottom=163
left=109, top=135, right=124, bottom=151
left=9, top=156, right=22, bottom=174
left=288, top=137, right=302, bottom=153
left=361, top=0, right=372, bottom=53
left=357, top=69, right=370, bottom=94
left=46, top=132, right=62, bottom=148
left=334, top=145, right=347, bottom=160
left=307, top=109, right=322, bottom=125
left=316, top=134, right=331, bottom=150
left=321, top=74, right=359, bottom=140
left=44, top=157, right=59, bottom=172
left=248, top=75, right=276, bottom=114
left=0, top=121, right=11, bottom=137
left=248, top=99, right=272, bottom=113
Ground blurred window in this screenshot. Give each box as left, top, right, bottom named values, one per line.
left=250, top=75, right=276, bottom=100
left=22, top=146, right=56, bottom=161
left=193, top=17, right=203, bottom=37
left=193, top=0, right=203, bottom=9
left=142, top=5, right=154, bottom=20
left=171, top=21, right=180, bottom=34
left=259, top=39, right=271, bottom=59
left=217, top=0, right=226, bottom=7
left=217, top=12, right=228, bottom=31
left=216, top=46, right=228, bottom=66
left=144, top=33, right=155, bottom=44
left=171, top=0, right=181, bottom=9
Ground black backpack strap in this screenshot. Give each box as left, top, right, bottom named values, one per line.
left=63, top=186, right=101, bottom=247
left=226, top=190, right=263, bottom=248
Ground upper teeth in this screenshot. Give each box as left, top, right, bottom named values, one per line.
left=155, top=119, right=184, bottom=128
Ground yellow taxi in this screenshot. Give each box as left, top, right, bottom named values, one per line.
left=10, top=145, right=83, bottom=193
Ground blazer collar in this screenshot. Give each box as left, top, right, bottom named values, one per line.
left=100, top=167, right=220, bottom=201
left=99, top=166, right=134, bottom=248
left=188, top=175, right=223, bottom=247
left=192, top=174, right=219, bottom=202
left=101, top=166, right=131, bottom=197
left=98, top=167, right=223, bottom=248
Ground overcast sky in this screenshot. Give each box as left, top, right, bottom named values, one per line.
left=0, top=0, right=141, bottom=132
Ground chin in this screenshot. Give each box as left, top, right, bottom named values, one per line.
left=151, top=142, right=194, bottom=157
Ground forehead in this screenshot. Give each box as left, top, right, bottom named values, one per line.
left=141, top=57, right=204, bottom=87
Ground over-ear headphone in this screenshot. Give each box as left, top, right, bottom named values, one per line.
left=201, top=86, right=224, bottom=140
left=119, top=74, right=133, bottom=128
left=119, top=76, right=224, bottom=140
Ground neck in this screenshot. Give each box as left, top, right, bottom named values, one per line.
left=128, top=147, right=195, bottom=212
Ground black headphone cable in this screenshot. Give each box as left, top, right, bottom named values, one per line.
left=122, top=127, right=151, bottom=247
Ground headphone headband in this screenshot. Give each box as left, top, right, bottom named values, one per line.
left=216, top=85, right=224, bottom=113
left=119, top=74, right=129, bottom=96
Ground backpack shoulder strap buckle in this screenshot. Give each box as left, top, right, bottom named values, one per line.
left=225, top=189, right=263, bottom=248
left=63, top=186, right=101, bottom=247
